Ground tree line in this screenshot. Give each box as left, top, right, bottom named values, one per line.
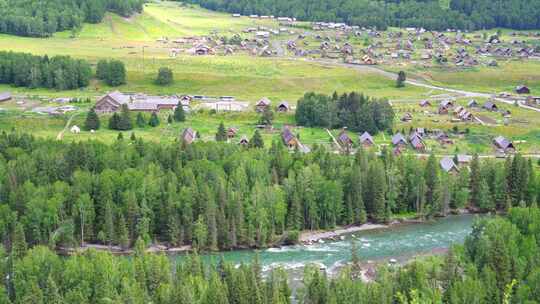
left=0, top=0, right=145, bottom=37
left=0, top=51, right=92, bottom=90
left=0, top=131, right=538, bottom=253
left=299, top=206, right=540, bottom=304
left=295, top=91, right=395, bottom=134
left=184, top=0, right=540, bottom=31
left=2, top=239, right=291, bottom=304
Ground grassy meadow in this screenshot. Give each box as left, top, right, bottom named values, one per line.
left=0, top=1, right=539, bottom=155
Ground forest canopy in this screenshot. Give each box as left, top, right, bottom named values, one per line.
left=0, top=131, right=537, bottom=253
left=0, top=0, right=145, bottom=37
left=184, top=0, right=540, bottom=31
left=295, top=91, right=395, bottom=134
left=0, top=51, right=92, bottom=90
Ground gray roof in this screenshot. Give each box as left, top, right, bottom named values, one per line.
left=338, top=130, right=352, bottom=144
left=457, top=154, right=472, bottom=163
left=483, top=101, right=498, bottom=110
left=493, top=136, right=513, bottom=149
left=0, top=92, right=11, bottom=101
left=282, top=127, right=296, bottom=144
left=107, top=91, right=130, bottom=104
left=440, top=99, right=454, bottom=108
left=128, top=103, right=158, bottom=111
left=392, top=133, right=407, bottom=145
left=256, top=97, right=271, bottom=106
left=410, top=136, right=424, bottom=149
left=440, top=157, right=458, bottom=172
left=359, top=131, right=374, bottom=144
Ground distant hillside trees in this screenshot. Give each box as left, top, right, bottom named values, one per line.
left=0, top=0, right=145, bottom=37
left=0, top=51, right=91, bottom=90
left=96, top=59, right=126, bottom=87
left=295, top=91, right=395, bottom=134
left=184, top=0, right=540, bottom=31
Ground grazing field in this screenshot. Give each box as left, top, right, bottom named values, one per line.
left=390, top=60, right=540, bottom=95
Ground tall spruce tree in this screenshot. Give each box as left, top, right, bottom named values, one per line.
left=84, top=107, right=100, bottom=130
left=215, top=122, right=227, bottom=142
left=174, top=103, right=186, bottom=122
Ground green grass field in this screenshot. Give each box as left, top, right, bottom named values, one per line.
left=0, top=1, right=539, bottom=155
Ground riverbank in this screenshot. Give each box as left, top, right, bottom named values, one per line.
left=299, top=223, right=388, bottom=244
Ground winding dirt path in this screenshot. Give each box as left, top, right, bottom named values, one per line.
left=56, top=113, right=79, bottom=140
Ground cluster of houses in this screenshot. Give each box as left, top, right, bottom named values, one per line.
left=94, top=91, right=191, bottom=114
left=254, top=97, right=290, bottom=113
left=415, top=97, right=514, bottom=123
left=292, top=24, right=540, bottom=68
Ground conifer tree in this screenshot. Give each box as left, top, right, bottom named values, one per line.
left=215, top=122, right=227, bottom=142
left=249, top=130, right=264, bottom=148
left=12, top=221, right=27, bottom=259
left=174, top=103, right=186, bottom=122
left=469, top=154, right=481, bottom=208
left=136, top=112, right=146, bottom=128
left=148, top=112, right=160, bottom=127
left=117, top=104, right=132, bottom=130
left=84, top=107, right=100, bottom=130
left=108, top=112, right=120, bottom=130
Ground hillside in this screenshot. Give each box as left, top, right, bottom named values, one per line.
left=0, top=0, right=144, bottom=37
left=184, top=0, right=540, bottom=31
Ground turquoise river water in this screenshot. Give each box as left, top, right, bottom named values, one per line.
left=173, top=214, right=478, bottom=276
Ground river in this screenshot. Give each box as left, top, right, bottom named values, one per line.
left=173, top=214, right=479, bottom=278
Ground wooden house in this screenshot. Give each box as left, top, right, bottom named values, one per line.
left=358, top=131, right=374, bottom=147
left=181, top=128, right=197, bottom=145
left=483, top=101, right=498, bottom=111
left=419, top=100, right=431, bottom=107
left=457, top=154, right=472, bottom=166
left=401, top=112, right=413, bottom=122
left=276, top=101, right=290, bottom=112
left=95, top=91, right=131, bottom=113
left=440, top=157, right=459, bottom=173
left=467, top=99, right=478, bottom=108
left=493, top=136, right=515, bottom=153
left=227, top=127, right=238, bottom=138
left=392, top=133, right=407, bottom=147
left=515, top=85, right=530, bottom=94
left=409, top=132, right=425, bottom=151
left=256, top=97, right=271, bottom=112
left=281, top=127, right=298, bottom=148
left=337, top=129, right=353, bottom=149
left=239, top=135, right=249, bottom=146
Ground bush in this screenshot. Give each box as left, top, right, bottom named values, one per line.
left=155, top=67, right=173, bottom=86
left=156, top=67, right=173, bottom=86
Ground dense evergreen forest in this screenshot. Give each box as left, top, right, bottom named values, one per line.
left=0, top=51, right=92, bottom=90
left=184, top=0, right=540, bottom=31
left=1, top=207, right=539, bottom=303
left=0, top=0, right=145, bottom=37
left=0, top=131, right=538, bottom=252
left=295, top=92, right=395, bottom=134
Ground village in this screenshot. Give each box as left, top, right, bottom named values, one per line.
left=1, top=85, right=530, bottom=176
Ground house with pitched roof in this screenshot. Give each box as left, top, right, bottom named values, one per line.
left=493, top=136, right=515, bottom=153
left=181, top=128, right=197, bottom=145
left=337, top=129, right=353, bottom=149
left=392, top=133, right=407, bottom=147
left=440, top=157, right=459, bottom=173
left=256, top=97, right=271, bottom=112
left=359, top=131, right=374, bottom=147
